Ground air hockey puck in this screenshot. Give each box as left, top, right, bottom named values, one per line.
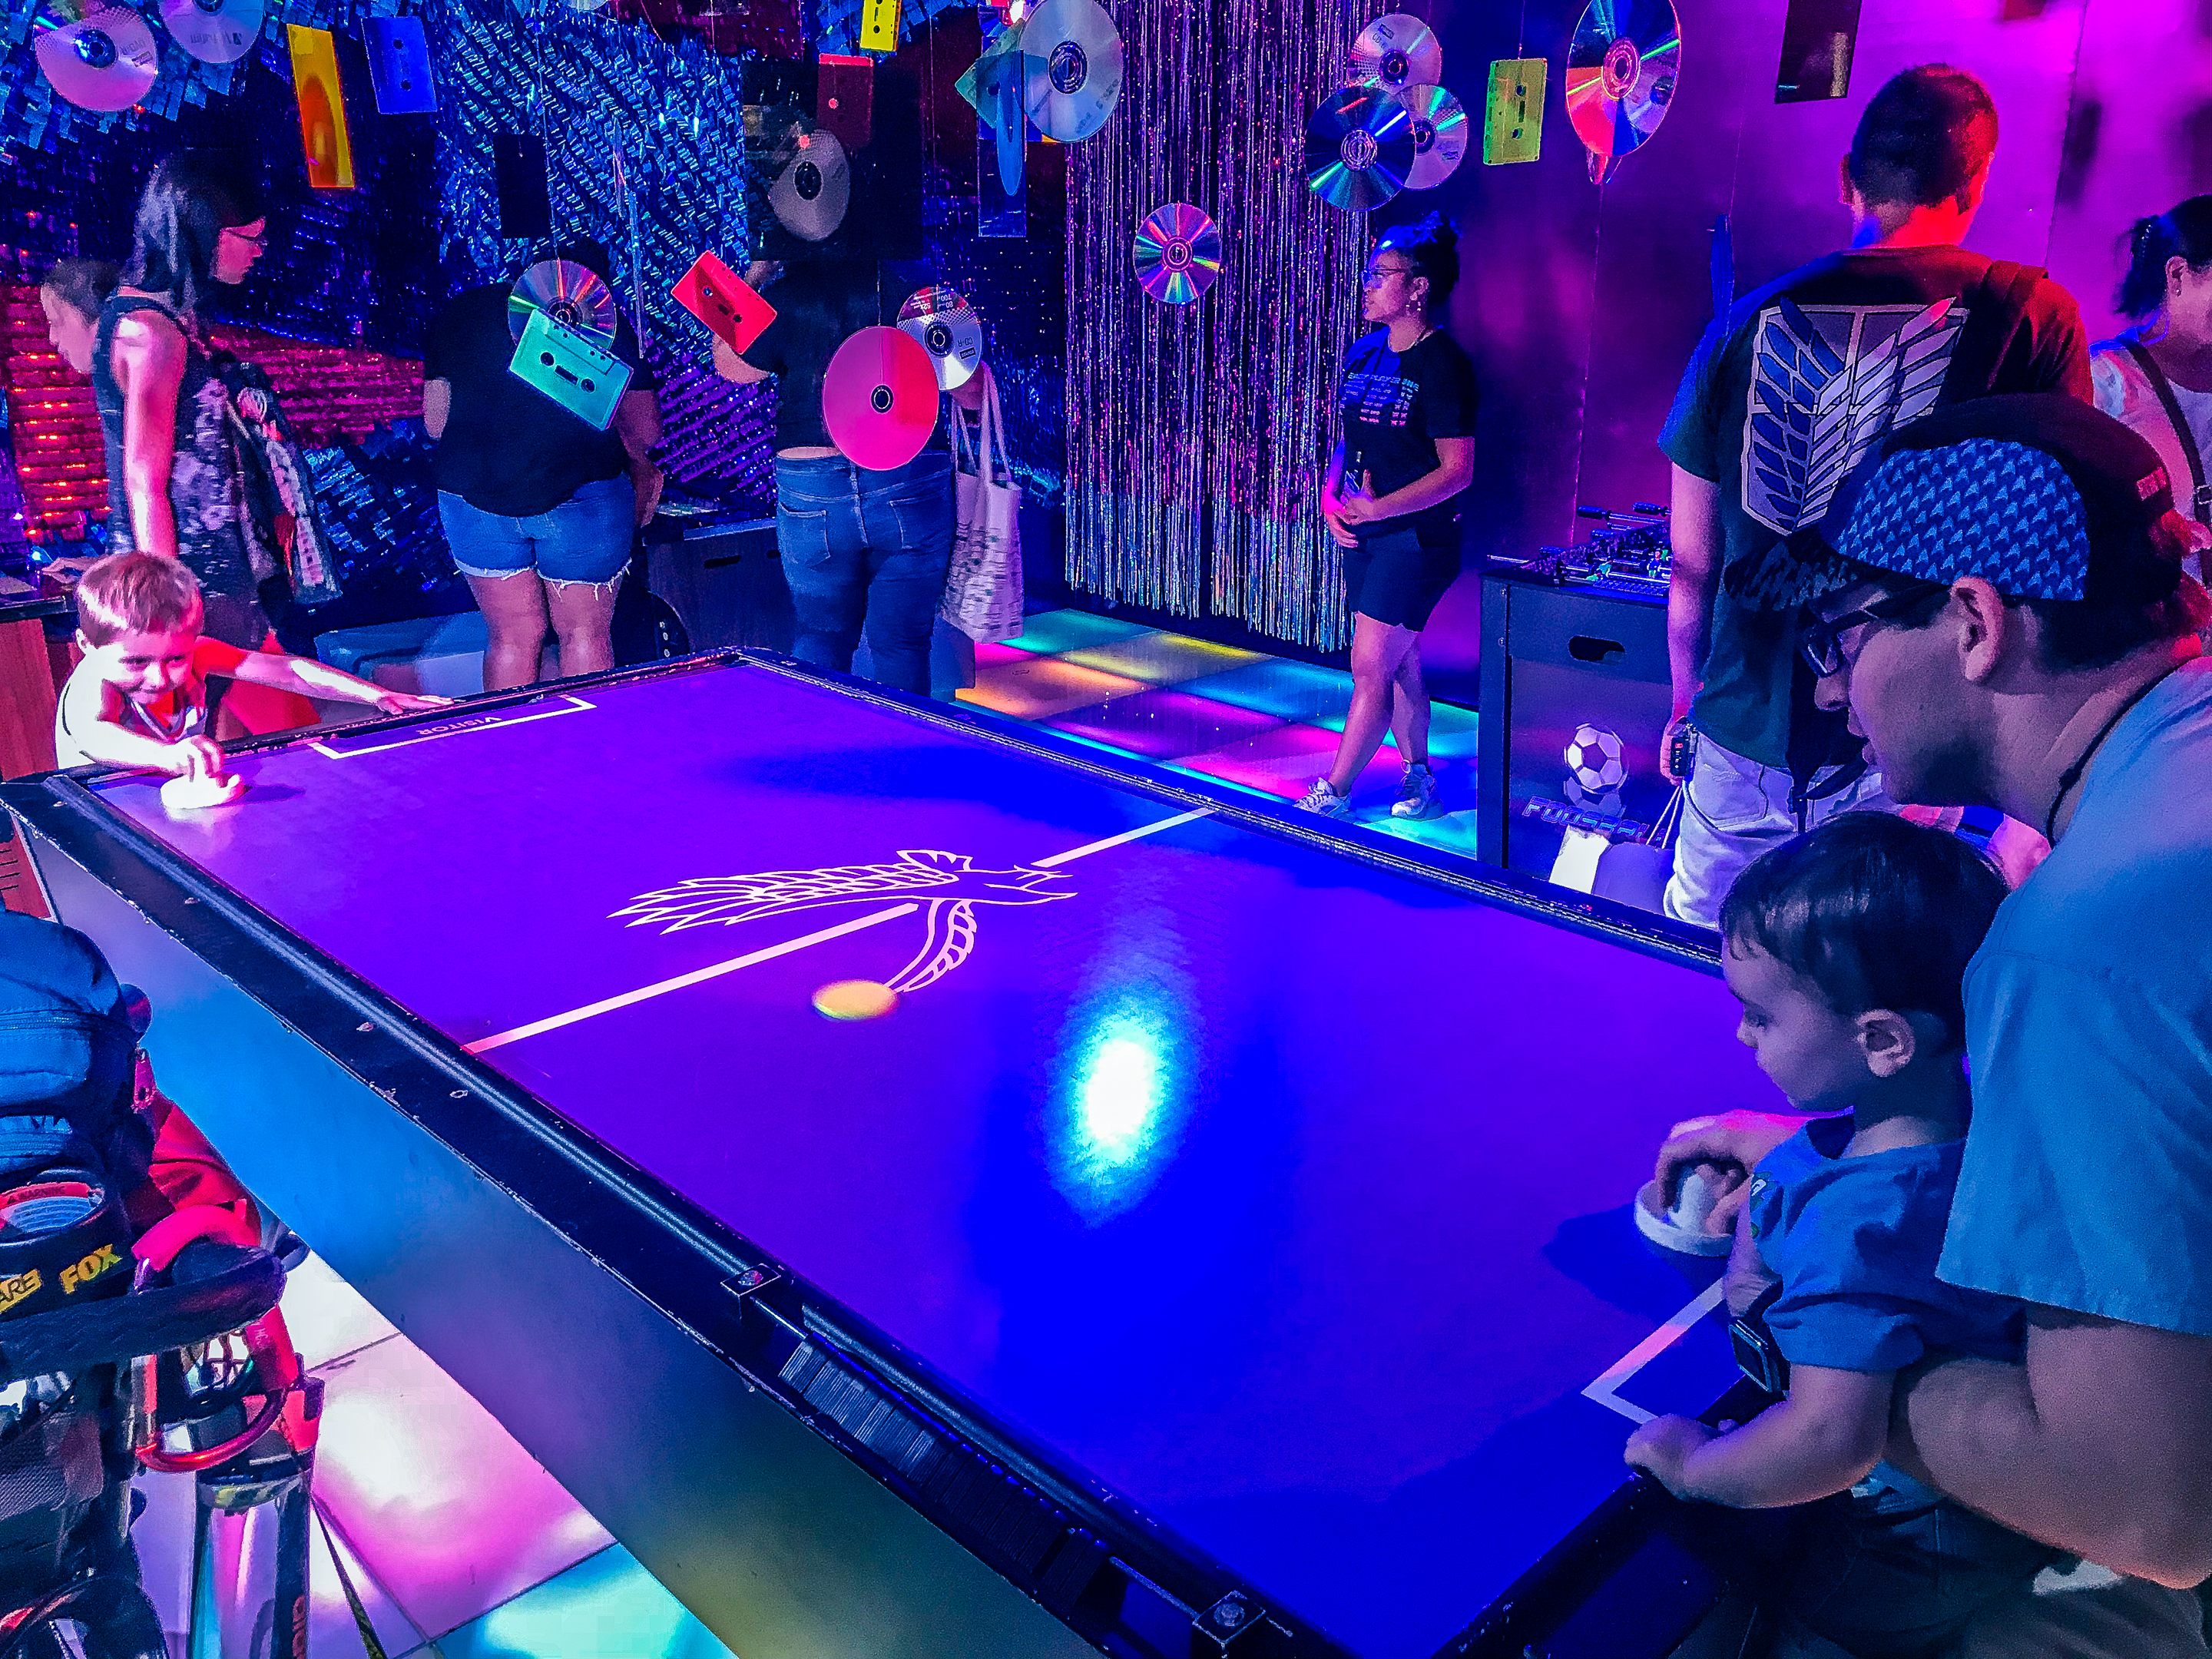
left=813, top=979, right=899, bottom=1021
left=159, top=773, right=245, bottom=813
left=1633, top=1168, right=1734, bottom=1257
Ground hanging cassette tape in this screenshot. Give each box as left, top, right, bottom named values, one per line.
left=508, top=311, right=632, bottom=432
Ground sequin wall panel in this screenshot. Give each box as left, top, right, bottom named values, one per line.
left=1066, top=0, right=1364, bottom=647
left=426, top=0, right=1061, bottom=505
left=0, top=27, right=442, bottom=357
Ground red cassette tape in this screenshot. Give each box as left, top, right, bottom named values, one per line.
left=674, top=252, right=777, bottom=356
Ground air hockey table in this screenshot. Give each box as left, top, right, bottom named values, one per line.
left=3, top=650, right=1777, bottom=1659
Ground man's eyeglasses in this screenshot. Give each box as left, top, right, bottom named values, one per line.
left=221, top=227, right=267, bottom=249
left=1799, top=581, right=1949, bottom=677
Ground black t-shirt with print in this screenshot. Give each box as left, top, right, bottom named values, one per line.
left=1339, top=326, right=1478, bottom=538
left=741, top=262, right=950, bottom=457
left=1661, top=246, right=2090, bottom=770
left=424, top=283, right=658, bottom=518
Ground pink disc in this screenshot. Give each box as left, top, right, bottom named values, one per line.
left=822, top=327, right=939, bottom=472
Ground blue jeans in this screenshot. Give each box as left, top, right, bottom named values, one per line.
left=438, top=475, right=635, bottom=588
left=776, top=451, right=953, bottom=696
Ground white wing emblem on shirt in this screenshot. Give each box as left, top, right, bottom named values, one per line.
left=1742, top=297, right=1967, bottom=537
left=612, top=850, right=1075, bottom=995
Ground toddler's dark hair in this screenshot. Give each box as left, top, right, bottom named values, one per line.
left=1381, top=212, right=1459, bottom=311
left=1718, top=812, right=2007, bottom=1047
left=1847, top=65, right=1998, bottom=210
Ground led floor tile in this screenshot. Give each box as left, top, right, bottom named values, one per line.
left=1313, top=695, right=1480, bottom=760
left=1058, top=632, right=1268, bottom=687
left=1171, top=723, right=1407, bottom=800
left=998, top=609, right=1154, bottom=654
left=282, top=1250, right=400, bottom=1370
left=1372, top=805, right=1485, bottom=858
left=436, top=1545, right=737, bottom=1659
left=1046, top=689, right=1285, bottom=760
left=1176, top=659, right=1353, bottom=724
left=310, top=1333, right=614, bottom=1641
left=956, top=656, right=1148, bottom=720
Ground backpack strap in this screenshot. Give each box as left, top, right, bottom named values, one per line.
left=2124, top=341, right=2212, bottom=524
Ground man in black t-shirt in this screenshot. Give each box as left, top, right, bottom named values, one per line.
left=422, top=240, right=663, bottom=690
left=1657, top=65, right=2091, bottom=927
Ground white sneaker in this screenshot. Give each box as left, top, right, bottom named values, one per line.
left=1391, top=763, right=1439, bottom=819
left=1295, top=777, right=1352, bottom=819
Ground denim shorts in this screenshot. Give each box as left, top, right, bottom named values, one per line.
left=439, top=475, right=634, bottom=587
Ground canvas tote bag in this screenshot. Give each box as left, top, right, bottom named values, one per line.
left=940, top=365, right=1024, bottom=643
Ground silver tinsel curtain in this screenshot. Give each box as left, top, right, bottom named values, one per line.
left=1067, top=0, right=1366, bottom=647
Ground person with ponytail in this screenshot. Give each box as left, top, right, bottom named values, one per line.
left=1300, top=213, right=1477, bottom=822
left=2092, top=198, right=2212, bottom=565
left=92, top=156, right=296, bottom=723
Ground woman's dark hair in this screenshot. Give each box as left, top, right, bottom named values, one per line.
left=1847, top=65, right=1998, bottom=209
left=124, top=152, right=261, bottom=319
left=39, top=258, right=119, bottom=323
left=2118, top=196, right=2212, bottom=322
left=1381, top=213, right=1459, bottom=313
left=1720, top=812, right=2008, bottom=1048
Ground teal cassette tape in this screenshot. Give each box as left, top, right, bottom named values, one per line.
left=507, top=310, right=632, bottom=431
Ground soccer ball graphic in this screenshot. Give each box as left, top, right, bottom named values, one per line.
left=1564, top=724, right=1628, bottom=810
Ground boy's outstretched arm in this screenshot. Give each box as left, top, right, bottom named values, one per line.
left=227, top=650, right=451, bottom=713
left=1626, top=1366, right=1891, bottom=1508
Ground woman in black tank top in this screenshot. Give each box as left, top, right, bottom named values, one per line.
left=94, top=154, right=273, bottom=654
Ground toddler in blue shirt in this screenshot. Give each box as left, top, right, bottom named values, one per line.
left=1626, top=813, right=2055, bottom=1657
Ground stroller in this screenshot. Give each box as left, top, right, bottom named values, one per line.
left=0, top=911, right=316, bottom=1658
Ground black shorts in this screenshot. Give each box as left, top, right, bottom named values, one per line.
left=1343, top=522, right=1462, bottom=631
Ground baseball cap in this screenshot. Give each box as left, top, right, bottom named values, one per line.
left=1831, top=394, right=2184, bottom=603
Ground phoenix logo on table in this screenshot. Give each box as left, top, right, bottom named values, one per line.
left=612, top=852, right=1075, bottom=995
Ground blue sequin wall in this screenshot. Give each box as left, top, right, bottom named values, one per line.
left=1, top=0, right=1065, bottom=513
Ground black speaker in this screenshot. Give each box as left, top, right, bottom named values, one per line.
left=1477, top=565, right=1674, bottom=886
left=492, top=134, right=551, bottom=240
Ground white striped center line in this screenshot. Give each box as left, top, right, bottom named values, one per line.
left=462, top=806, right=1216, bottom=1056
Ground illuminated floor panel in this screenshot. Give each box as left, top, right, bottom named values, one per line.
left=1010, top=611, right=1480, bottom=846
left=310, top=1332, right=615, bottom=1641
left=436, top=1545, right=736, bottom=1659
left=1171, top=722, right=1408, bottom=800
left=1057, top=631, right=1268, bottom=686
left=1175, top=658, right=1354, bottom=724
left=1046, top=687, right=1286, bottom=760
left=998, top=610, right=1153, bottom=654
left=956, top=655, right=1150, bottom=719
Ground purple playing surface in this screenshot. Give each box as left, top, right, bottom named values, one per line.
left=96, top=661, right=1774, bottom=1656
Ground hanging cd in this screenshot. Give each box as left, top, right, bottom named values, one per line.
left=897, top=287, right=985, bottom=392
left=160, top=0, right=261, bottom=64
left=1348, top=13, right=1441, bottom=93
left=769, top=128, right=851, bottom=243
left=1018, top=0, right=1124, bottom=144
left=1396, top=84, right=1468, bottom=190
left=1565, top=0, right=1681, bottom=168
left=508, top=259, right=618, bottom=347
left=33, top=5, right=157, bottom=113
left=823, top=327, right=940, bottom=472
left=1133, top=203, right=1222, bottom=305
left=1305, top=87, right=1415, bottom=213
